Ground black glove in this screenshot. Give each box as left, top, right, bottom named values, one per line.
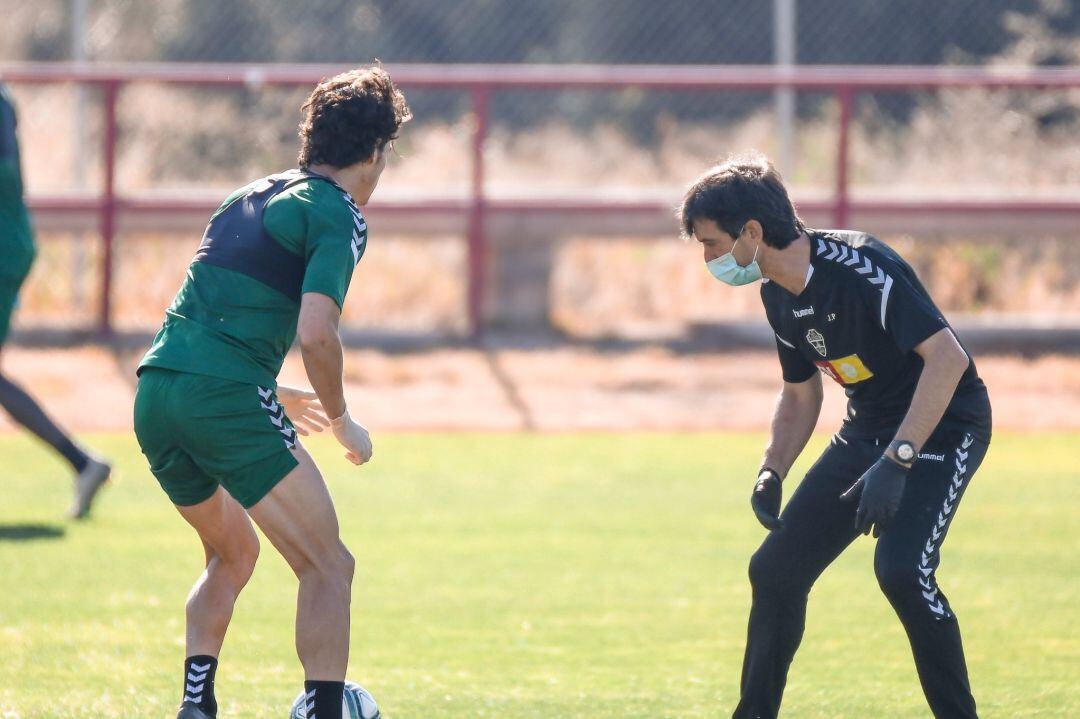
left=840, top=457, right=909, bottom=537
left=751, top=468, right=784, bottom=531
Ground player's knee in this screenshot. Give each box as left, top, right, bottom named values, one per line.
left=749, top=540, right=818, bottom=600
left=216, top=533, right=260, bottom=589
left=232, top=534, right=261, bottom=585
left=299, top=542, right=354, bottom=593
left=335, top=543, right=356, bottom=586
left=874, top=555, right=914, bottom=600
left=324, top=544, right=355, bottom=603
left=748, top=546, right=792, bottom=596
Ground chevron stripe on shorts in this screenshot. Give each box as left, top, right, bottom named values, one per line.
left=258, top=386, right=297, bottom=450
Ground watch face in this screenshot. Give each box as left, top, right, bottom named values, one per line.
left=897, top=443, right=915, bottom=462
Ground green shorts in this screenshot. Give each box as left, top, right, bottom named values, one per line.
left=133, top=367, right=299, bottom=508
left=0, top=267, right=29, bottom=346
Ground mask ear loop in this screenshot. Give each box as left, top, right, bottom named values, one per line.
left=732, top=237, right=760, bottom=268
left=732, top=221, right=758, bottom=261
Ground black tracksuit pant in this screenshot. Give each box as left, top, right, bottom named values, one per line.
left=732, top=427, right=990, bottom=719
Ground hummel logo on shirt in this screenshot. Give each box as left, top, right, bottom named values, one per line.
left=793, top=307, right=814, bottom=318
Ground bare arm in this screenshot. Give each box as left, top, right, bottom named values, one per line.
left=761, top=372, right=824, bottom=478
left=297, top=292, right=347, bottom=420
left=890, top=327, right=971, bottom=453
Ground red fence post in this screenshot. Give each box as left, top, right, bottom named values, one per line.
left=834, top=86, right=853, bottom=228
left=98, top=80, right=119, bottom=338
left=467, top=85, right=489, bottom=340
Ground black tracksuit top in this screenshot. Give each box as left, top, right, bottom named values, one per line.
left=761, top=229, right=991, bottom=441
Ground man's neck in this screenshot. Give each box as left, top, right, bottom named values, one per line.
left=308, top=163, right=352, bottom=195
left=762, top=232, right=812, bottom=295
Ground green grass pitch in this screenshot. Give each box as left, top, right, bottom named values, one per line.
left=1, top=432, right=1077, bottom=718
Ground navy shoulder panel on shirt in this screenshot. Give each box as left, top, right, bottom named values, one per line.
left=193, top=169, right=344, bottom=303
left=0, top=87, right=18, bottom=162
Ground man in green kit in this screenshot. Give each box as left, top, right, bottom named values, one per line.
left=133, top=66, right=410, bottom=719
left=0, top=83, right=111, bottom=518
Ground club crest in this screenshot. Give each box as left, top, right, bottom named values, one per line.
left=806, top=328, right=827, bottom=357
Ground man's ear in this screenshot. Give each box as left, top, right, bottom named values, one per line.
left=361, top=148, right=380, bottom=168
left=743, top=219, right=765, bottom=247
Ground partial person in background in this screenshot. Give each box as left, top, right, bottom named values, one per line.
left=133, top=66, right=410, bottom=719
left=0, top=83, right=111, bottom=519
left=680, top=153, right=992, bottom=719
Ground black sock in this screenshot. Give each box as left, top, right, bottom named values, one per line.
left=303, top=680, right=344, bottom=719
left=0, top=373, right=89, bottom=472
left=182, top=655, right=218, bottom=717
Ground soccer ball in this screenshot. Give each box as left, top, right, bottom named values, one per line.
left=289, top=681, right=380, bottom=719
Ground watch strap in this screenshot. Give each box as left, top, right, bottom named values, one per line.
left=886, top=440, right=916, bottom=468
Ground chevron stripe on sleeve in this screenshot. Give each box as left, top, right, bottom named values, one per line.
left=342, top=192, right=367, bottom=266
left=815, top=236, right=894, bottom=331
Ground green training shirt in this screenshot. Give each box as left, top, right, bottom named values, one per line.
left=0, top=84, right=37, bottom=282
left=139, top=170, right=366, bottom=388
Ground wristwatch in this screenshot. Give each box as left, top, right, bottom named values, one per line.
left=887, top=439, right=916, bottom=467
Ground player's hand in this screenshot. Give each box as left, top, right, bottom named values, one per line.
left=276, top=386, right=331, bottom=437
left=751, top=468, right=784, bottom=531
left=329, top=407, right=373, bottom=465
left=840, top=457, right=908, bottom=537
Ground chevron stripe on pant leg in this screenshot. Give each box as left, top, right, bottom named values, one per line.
left=873, top=430, right=989, bottom=719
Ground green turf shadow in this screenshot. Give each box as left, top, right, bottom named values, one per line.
left=0, top=522, right=66, bottom=542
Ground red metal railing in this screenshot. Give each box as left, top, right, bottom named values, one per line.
left=3, top=62, right=1080, bottom=337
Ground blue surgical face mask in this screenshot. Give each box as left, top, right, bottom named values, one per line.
left=706, top=237, right=762, bottom=286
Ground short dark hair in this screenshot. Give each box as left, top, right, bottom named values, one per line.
left=679, top=152, right=804, bottom=249
left=298, top=65, right=411, bottom=169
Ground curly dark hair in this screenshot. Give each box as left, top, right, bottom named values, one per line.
left=679, top=152, right=805, bottom=249
left=298, top=65, right=412, bottom=169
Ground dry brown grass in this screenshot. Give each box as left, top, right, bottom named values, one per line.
left=8, top=82, right=1080, bottom=336
left=1, top=345, right=1076, bottom=433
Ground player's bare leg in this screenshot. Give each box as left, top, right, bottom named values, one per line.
left=247, top=443, right=354, bottom=680
left=173, top=486, right=260, bottom=718
left=175, top=487, right=261, bottom=656
left=0, top=347, right=111, bottom=518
